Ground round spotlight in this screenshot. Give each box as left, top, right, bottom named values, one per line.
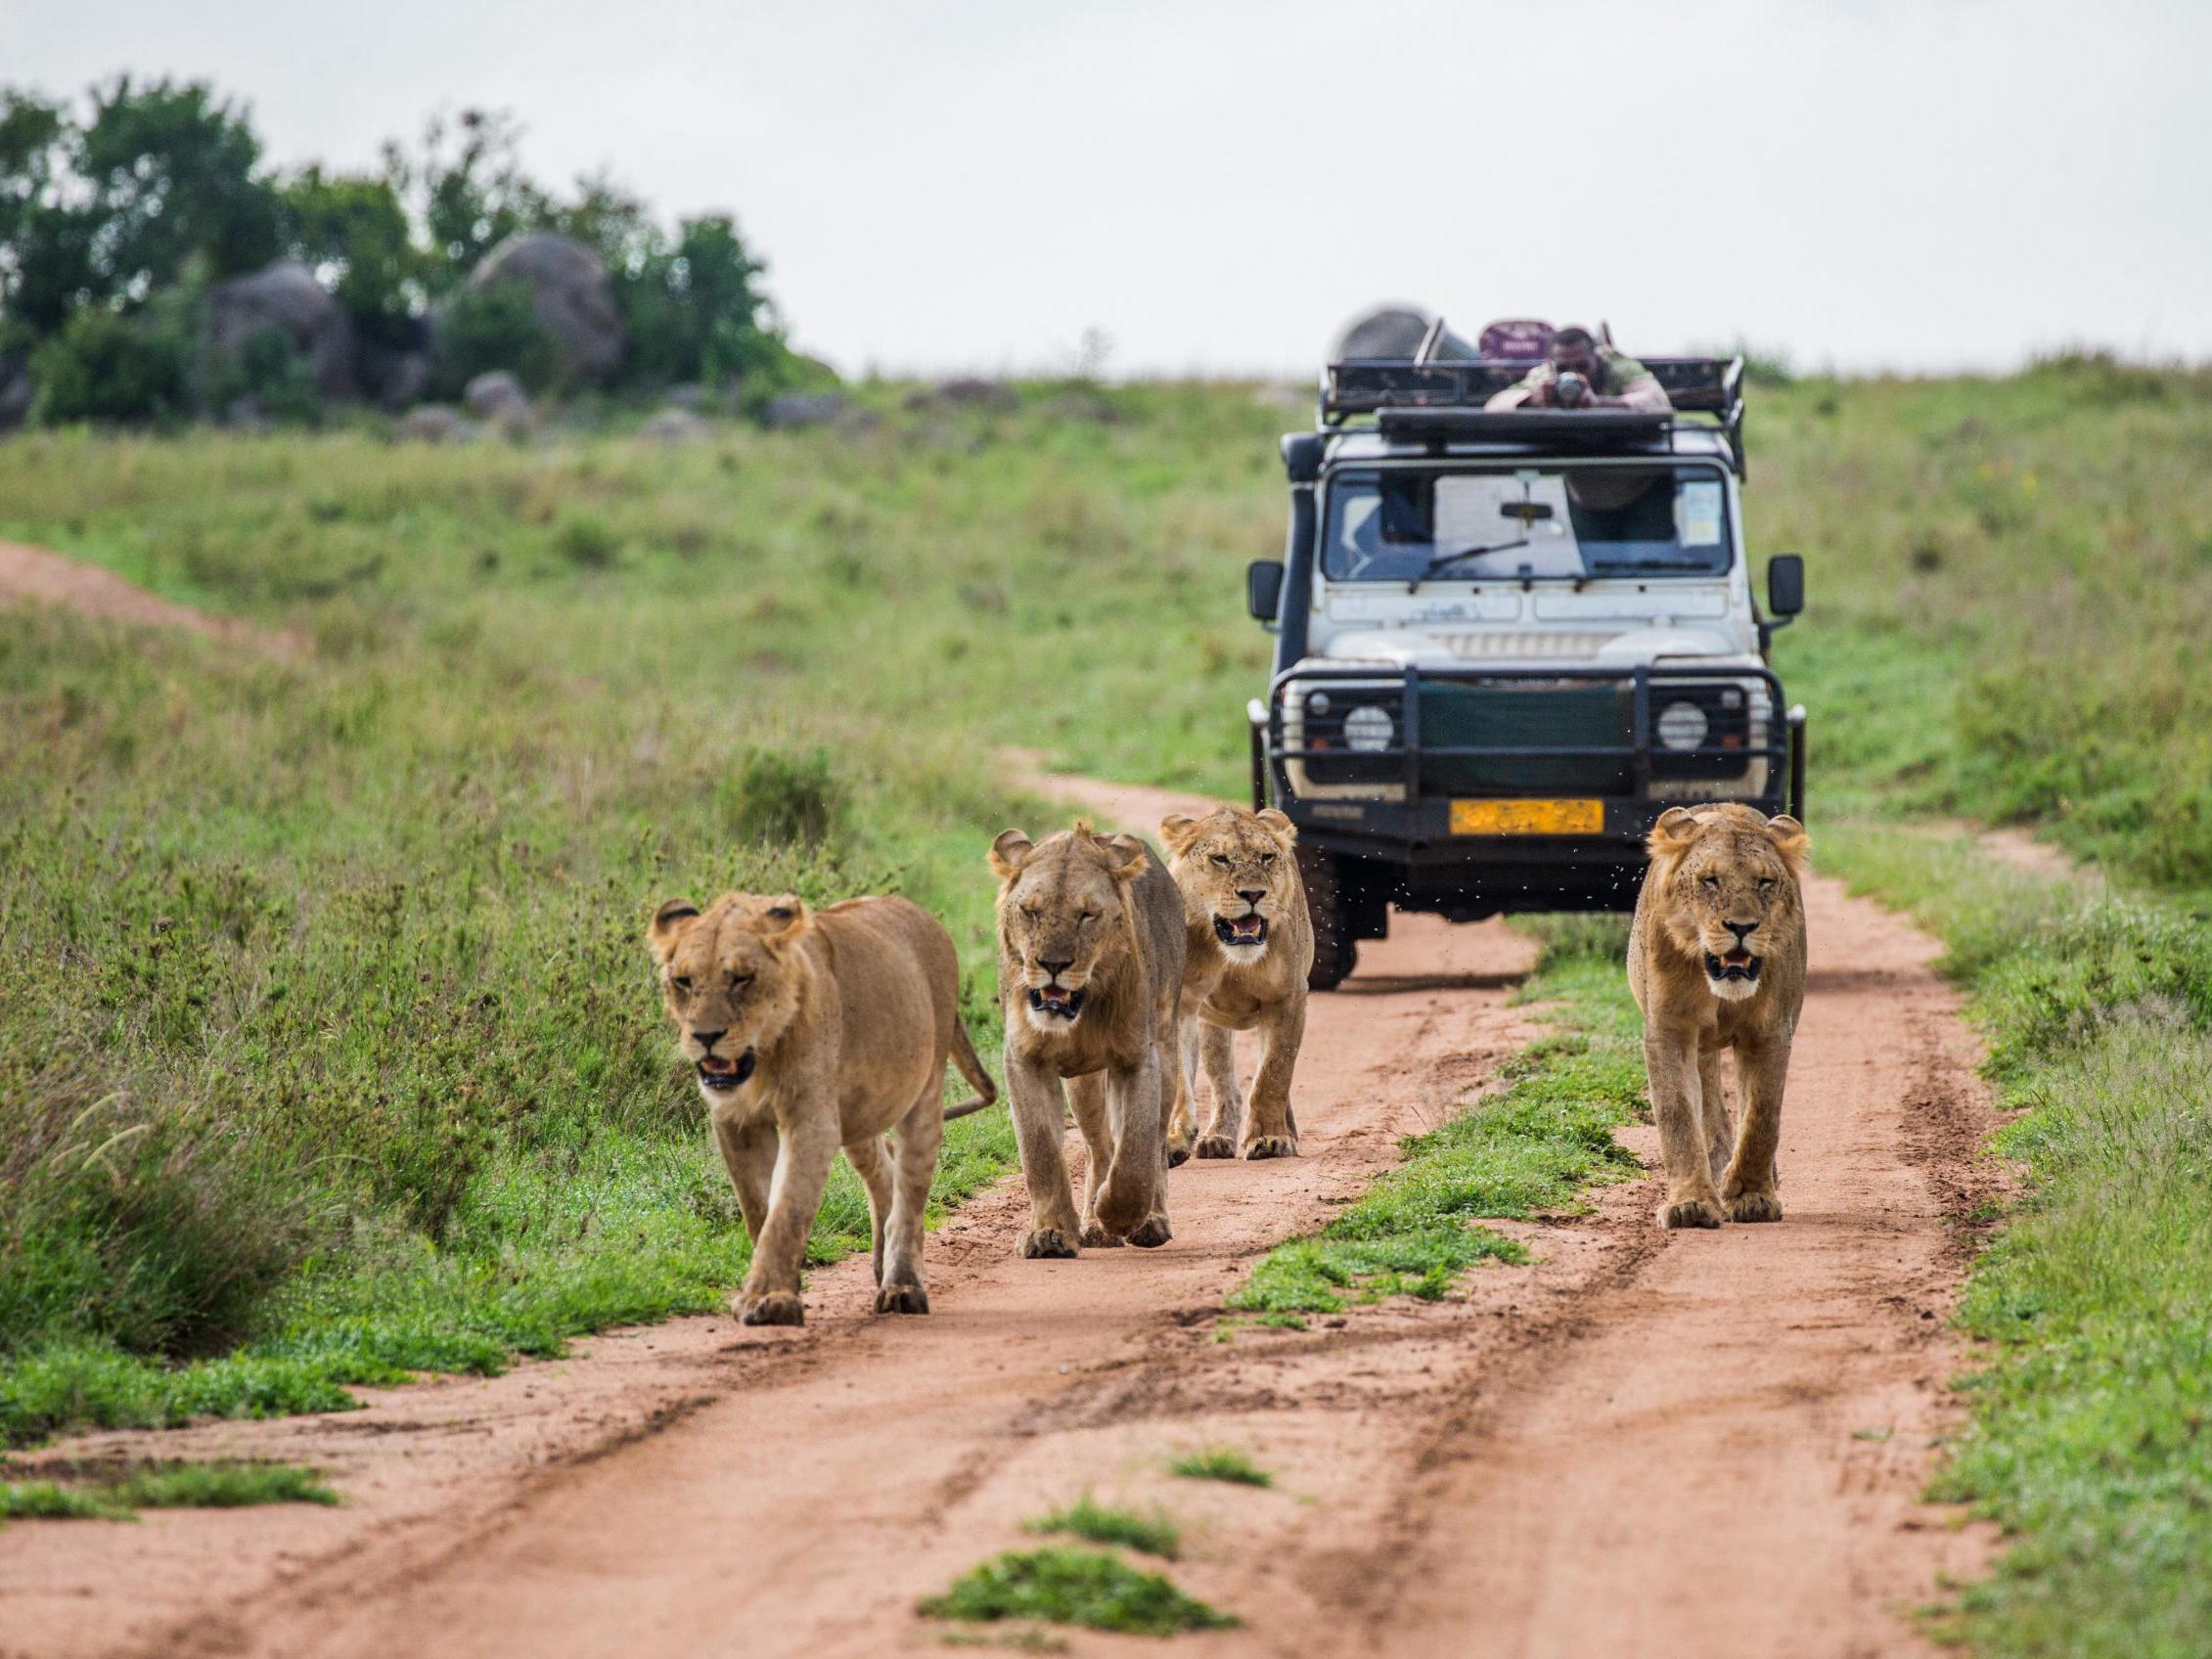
left=1343, top=705, right=1396, bottom=753
left=1655, top=700, right=1710, bottom=752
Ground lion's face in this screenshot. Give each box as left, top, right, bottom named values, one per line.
left=990, top=826, right=1148, bottom=1033
left=646, top=893, right=812, bottom=1099
left=1159, top=806, right=1298, bottom=962
left=1651, top=805, right=1808, bottom=1004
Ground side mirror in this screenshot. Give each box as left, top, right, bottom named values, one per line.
left=1247, top=559, right=1286, bottom=623
left=1767, top=554, right=1804, bottom=620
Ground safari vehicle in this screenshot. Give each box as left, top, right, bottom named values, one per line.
left=1243, top=321, right=1807, bottom=989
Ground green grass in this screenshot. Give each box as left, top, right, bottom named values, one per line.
left=1228, top=920, right=1643, bottom=1316
left=920, top=1547, right=1237, bottom=1637
left=1, top=1459, right=336, bottom=1522
left=1166, top=1447, right=1272, bottom=1488
left=1811, top=826, right=2212, bottom=1656
left=1025, top=1494, right=1181, bottom=1559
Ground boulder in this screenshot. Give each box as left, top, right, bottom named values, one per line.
left=638, top=408, right=710, bottom=443
left=905, top=377, right=1017, bottom=413
left=395, top=405, right=480, bottom=444
left=760, top=391, right=847, bottom=429
left=207, top=261, right=357, bottom=399
left=464, top=370, right=532, bottom=426
left=1330, top=303, right=1476, bottom=363
left=466, top=232, right=623, bottom=384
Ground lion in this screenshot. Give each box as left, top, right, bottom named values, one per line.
left=1628, top=804, right=1810, bottom=1230
left=647, top=891, right=995, bottom=1325
left=990, top=822, right=1188, bottom=1257
left=1157, top=806, right=1314, bottom=1162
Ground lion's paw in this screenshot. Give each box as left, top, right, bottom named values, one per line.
left=1658, top=1196, right=1726, bottom=1231
left=1243, top=1136, right=1297, bottom=1161
left=1194, top=1135, right=1237, bottom=1159
left=874, top=1281, right=930, bottom=1316
left=1726, top=1189, right=1783, bottom=1224
left=1020, top=1228, right=1079, bottom=1260
left=1123, top=1215, right=1173, bottom=1249
left=739, top=1291, right=806, bottom=1326
left=1079, top=1222, right=1126, bottom=1248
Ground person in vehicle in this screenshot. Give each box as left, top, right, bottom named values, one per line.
left=1486, top=326, right=1672, bottom=413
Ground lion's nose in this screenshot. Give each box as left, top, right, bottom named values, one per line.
left=1237, top=889, right=1266, bottom=905
left=1724, top=921, right=1756, bottom=945
left=692, top=1027, right=728, bottom=1051
left=1037, top=958, right=1073, bottom=978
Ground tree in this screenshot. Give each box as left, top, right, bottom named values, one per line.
left=280, top=167, right=420, bottom=348
left=382, top=109, right=552, bottom=291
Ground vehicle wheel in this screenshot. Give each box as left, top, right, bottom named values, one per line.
left=1296, top=844, right=1359, bottom=992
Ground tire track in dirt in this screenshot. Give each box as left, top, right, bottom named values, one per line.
left=0, top=759, right=1998, bottom=1659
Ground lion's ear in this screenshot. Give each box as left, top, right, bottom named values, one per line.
left=1097, top=832, right=1151, bottom=883
left=1648, top=807, right=1704, bottom=858
left=1254, top=807, right=1297, bottom=846
left=989, top=830, right=1035, bottom=884
left=759, top=893, right=810, bottom=946
left=1764, top=814, right=1810, bottom=868
left=648, top=898, right=700, bottom=962
left=1158, top=813, right=1200, bottom=855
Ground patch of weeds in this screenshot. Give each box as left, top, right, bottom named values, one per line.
left=0, top=1459, right=336, bottom=1522
left=1168, top=1447, right=1271, bottom=1488
left=1025, top=1494, right=1180, bottom=1558
left=920, top=1547, right=1236, bottom=1637
left=551, top=512, right=621, bottom=568
left=1229, top=934, right=1642, bottom=1317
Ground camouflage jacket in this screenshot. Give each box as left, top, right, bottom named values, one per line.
left=1485, top=348, right=1672, bottom=413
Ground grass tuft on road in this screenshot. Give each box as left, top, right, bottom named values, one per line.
left=920, top=1547, right=1237, bottom=1637
left=1166, top=1446, right=1273, bottom=1488
left=1227, top=920, right=1643, bottom=1317
left=1, top=1459, right=336, bottom=1522
left=1025, top=1494, right=1181, bottom=1558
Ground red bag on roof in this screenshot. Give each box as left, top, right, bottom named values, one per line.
left=1477, top=319, right=1554, bottom=362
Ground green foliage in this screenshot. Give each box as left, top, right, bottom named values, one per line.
left=278, top=167, right=421, bottom=347
left=1025, top=1495, right=1181, bottom=1558
left=724, top=747, right=846, bottom=845
left=0, top=1459, right=335, bottom=1522
left=1166, top=1447, right=1272, bottom=1487
left=920, top=1548, right=1237, bottom=1636
left=27, top=301, right=195, bottom=425
left=432, top=282, right=561, bottom=395
left=384, top=108, right=551, bottom=290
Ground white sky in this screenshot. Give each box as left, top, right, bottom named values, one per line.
left=13, top=0, right=2209, bottom=377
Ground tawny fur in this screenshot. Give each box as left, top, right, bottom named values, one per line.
left=1157, top=806, right=1314, bottom=1162
left=990, top=822, right=1187, bottom=1256
left=646, top=891, right=995, bottom=1325
left=1628, top=804, right=1810, bottom=1230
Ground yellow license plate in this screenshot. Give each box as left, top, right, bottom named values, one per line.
left=1450, top=798, right=1603, bottom=835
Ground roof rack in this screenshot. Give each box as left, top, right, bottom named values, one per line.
left=1317, top=339, right=1747, bottom=472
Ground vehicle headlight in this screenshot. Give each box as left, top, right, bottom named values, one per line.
left=1655, top=700, right=1709, bottom=752
left=1343, top=705, right=1396, bottom=753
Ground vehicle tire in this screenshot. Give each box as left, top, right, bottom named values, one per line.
left=1296, top=844, right=1359, bottom=992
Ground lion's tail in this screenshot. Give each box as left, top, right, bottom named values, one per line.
left=943, top=1015, right=1000, bottom=1121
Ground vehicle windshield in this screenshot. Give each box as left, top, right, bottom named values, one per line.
left=1321, top=465, right=1732, bottom=583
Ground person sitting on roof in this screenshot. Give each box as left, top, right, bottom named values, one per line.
left=1484, top=325, right=1672, bottom=413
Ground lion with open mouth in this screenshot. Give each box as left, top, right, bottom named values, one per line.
left=990, top=822, right=1187, bottom=1256
left=1157, top=805, right=1314, bottom=1161
left=1628, top=803, right=1809, bottom=1230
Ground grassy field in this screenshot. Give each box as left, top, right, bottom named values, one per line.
left=2, top=365, right=2209, bottom=1648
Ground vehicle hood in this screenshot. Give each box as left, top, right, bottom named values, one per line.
left=1319, top=625, right=1743, bottom=669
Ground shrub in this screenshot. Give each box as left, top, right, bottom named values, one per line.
left=721, top=747, right=845, bottom=846
left=431, top=282, right=560, bottom=396
left=28, top=303, right=193, bottom=425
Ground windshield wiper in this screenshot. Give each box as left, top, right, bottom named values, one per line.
left=1586, top=557, right=1705, bottom=573
left=1406, top=539, right=1530, bottom=592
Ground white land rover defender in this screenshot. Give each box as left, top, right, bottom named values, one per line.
left=1243, top=322, right=1807, bottom=989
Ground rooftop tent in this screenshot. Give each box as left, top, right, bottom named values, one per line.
left=1331, top=304, right=1478, bottom=363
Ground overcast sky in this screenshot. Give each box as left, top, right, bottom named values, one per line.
left=14, top=1, right=2209, bottom=377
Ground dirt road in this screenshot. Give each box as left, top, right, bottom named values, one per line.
left=1, top=763, right=1995, bottom=1659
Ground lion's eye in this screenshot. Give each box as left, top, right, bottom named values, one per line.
left=670, top=975, right=693, bottom=994
left=1260, top=853, right=1277, bottom=866
left=1077, top=911, right=1099, bottom=924
left=1020, top=903, right=1042, bottom=920
left=1210, top=854, right=1232, bottom=867
left=1757, top=878, right=1776, bottom=893
left=1701, top=875, right=1721, bottom=889
left=728, top=971, right=753, bottom=990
